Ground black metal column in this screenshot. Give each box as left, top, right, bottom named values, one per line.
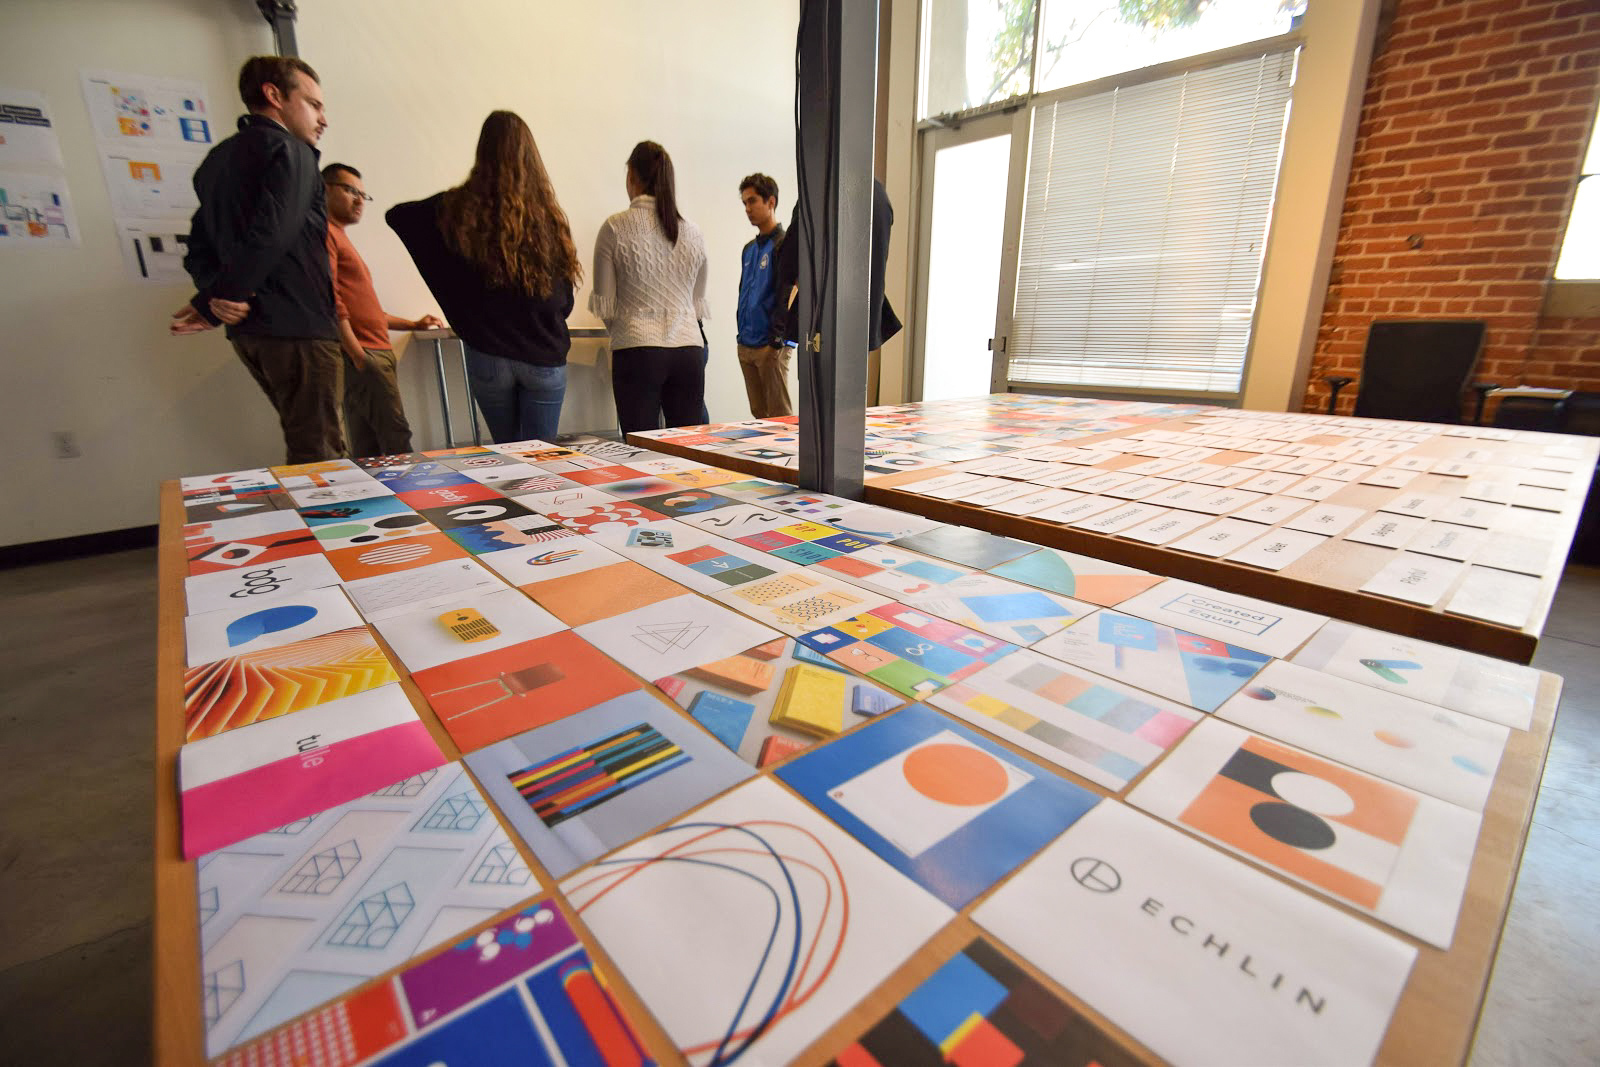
left=795, top=0, right=879, bottom=499
left=257, top=0, right=300, bottom=58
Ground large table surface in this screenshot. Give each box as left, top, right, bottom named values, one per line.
left=155, top=463, right=1562, bottom=1065
left=630, top=396, right=1598, bottom=663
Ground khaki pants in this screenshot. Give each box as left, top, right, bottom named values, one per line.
left=344, top=347, right=413, bottom=458
left=231, top=336, right=346, bottom=464
left=737, top=342, right=793, bottom=419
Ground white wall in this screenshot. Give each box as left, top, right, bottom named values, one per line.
left=297, top=0, right=799, bottom=448
left=0, top=0, right=798, bottom=547
left=0, top=0, right=278, bottom=547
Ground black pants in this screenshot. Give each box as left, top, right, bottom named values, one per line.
left=611, top=345, right=706, bottom=436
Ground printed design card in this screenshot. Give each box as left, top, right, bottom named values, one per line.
left=340, top=558, right=505, bottom=622
left=370, top=588, right=567, bottom=673
left=890, top=526, right=1040, bottom=570
left=584, top=520, right=798, bottom=593
left=523, top=560, right=692, bottom=627
left=832, top=937, right=1144, bottom=1067
left=1033, top=610, right=1270, bottom=712
left=541, top=500, right=668, bottom=535
left=673, top=501, right=794, bottom=537
left=722, top=516, right=882, bottom=567
left=588, top=476, right=685, bottom=499
left=184, top=585, right=365, bottom=666
left=465, top=691, right=754, bottom=879
left=486, top=471, right=581, bottom=496
left=713, top=569, right=893, bottom=636
left=655, top=637, right=906, bottom=766
left=574, top=593, right=780, bottom=679
left=560, top=776, right=953, bottom=1067
left=777, top=703, right=1098, bottom=908
left=1289, top=620, right=1540, bottom=730
left=817, top=546, right=1091, bottom=645
left=196, top=767, right=535, bottom=1057
left=1113, top=580, right=1328, bottom=658
left=179, top=684, right=447, bottom=857
left=474, top=534, right=625, bottom=588
left=431, top=511, right=572, bottom=555
left=184, top=509, right=307, bottom=549
left=974, top=802, right=1416, bottom=1067
left=1358, top=552, right=1466, bottom=607
left=184, top=554, right=343, bottom=618
left=185, top=625, right=401, bottom=741
left=988, top=547, right=1165, bottom=606
left=1213, top=660, right=1509, bottom=811
left=182, top=468, right=279, bottom=495
left=511, top=486, right=618, bottom=514
left=411, top=630, right=640, bottom=752
left=796, top=603, right=1017, bottom=699
left=297, top=493, right=433, bottom=548
left=323, top=533, right=469, bottom=583
left=220, top=900, right=651, bottom=1067
left=186, top=528, right=324, bottom=577
left=289, top=481, right=397, bottom=508
left=929, top=648, right=1200, bottom=790
left=1127, top=718, right=1482, bottom=949
left=821, top=503, right=946, bottom=541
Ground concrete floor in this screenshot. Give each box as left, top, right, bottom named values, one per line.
left=0, top=547, right=1592, bottom=1065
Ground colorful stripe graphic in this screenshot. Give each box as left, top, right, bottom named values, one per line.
left=509, top=723, right=691, bottom=828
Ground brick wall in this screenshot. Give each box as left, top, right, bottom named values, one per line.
left=1302, top=0, right=1600, bottom=418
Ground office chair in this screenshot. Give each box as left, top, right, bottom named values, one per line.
left=1322, top=320, right=1495, bottom=423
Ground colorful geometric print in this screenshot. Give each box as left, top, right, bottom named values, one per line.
left=509, top=723, right=692, bottom=828
left=799, top=604, right=1016, bottom=699
left=184, top=626, right=399, bottom=740
left=833, top=939, right=1142, bottom=1067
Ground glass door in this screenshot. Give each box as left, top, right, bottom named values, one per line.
left=912, top=111, right=1028, bottom=401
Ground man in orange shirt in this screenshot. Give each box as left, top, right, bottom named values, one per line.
left=323, top=162, right=443, bottom=457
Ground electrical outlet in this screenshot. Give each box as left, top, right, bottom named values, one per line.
left=53, top=431, right=82, bottom=459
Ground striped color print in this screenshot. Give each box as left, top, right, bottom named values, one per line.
left=509, top=723, right=691, bottom=828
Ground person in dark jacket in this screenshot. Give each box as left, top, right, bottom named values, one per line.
left=773, top=177, right=902, bottom=352
left=172, top=56, right=345, bottom=465
left=387, top=111, right=581, bottom=444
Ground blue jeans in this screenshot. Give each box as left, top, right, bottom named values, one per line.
left=463, top=346, right=566, bottom=443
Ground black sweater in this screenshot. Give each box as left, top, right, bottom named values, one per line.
left=386, top=194, right=574, bottom=366
left=184, top=114, right=338, bottom=340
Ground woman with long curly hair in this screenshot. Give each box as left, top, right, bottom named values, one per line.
left=589, top=140, right=710, bottom=435
left=387, top=110, right=581, bottom=443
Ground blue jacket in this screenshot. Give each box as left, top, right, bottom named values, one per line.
left=735, top=223, right=786, bottom=346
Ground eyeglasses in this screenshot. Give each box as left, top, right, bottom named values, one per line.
left=329, top=183, right=373, bottom=201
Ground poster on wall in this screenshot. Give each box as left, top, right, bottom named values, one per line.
left=80, top=69, right=213, bottom=282
left=0, top=170, right=79, bottom=246
left=79, top=70, right=216, bottom=149
left=0, top=87, right=65, bottom=167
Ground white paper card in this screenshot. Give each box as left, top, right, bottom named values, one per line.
left=1115, top=580, right=1328, bottom=658
left=975, top=802, right=1416, bottom=1067
left=1169, top=518, right=1263, bottom=557
left=1359, top=553, right=1465, bottom=607
left=1445, top=566, right=1541, bottom=630
left=1226, top=529, right=1327, bottom=571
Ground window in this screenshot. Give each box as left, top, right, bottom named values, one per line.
left=1554, top=116, right=1600, bottom=280
left=918, top=0, right=1304, bottom=119
left=1006, top=50, right=1296, bottom=394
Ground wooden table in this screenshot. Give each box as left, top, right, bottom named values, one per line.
left=632, top=398, right=1597, bottom=663
left=154, top=472, right=1563, bottom=1066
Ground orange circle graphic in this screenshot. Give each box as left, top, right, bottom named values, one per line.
left=901, top=743, right=1010, bottom=806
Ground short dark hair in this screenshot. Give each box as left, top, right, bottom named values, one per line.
left=740, top=173, right=779, bottom=205
left=321, top=163, right=361, bottom=182
left=238, top=56, right=319, bottom=110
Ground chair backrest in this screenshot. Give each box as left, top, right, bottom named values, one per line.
left=1352, top=320, right=1486, bottom=423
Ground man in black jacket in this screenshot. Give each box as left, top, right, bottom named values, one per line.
left=172, top=56, right=345, bottom=464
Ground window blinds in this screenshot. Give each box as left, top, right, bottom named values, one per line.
left=1008, top=50, right=1296, bottom=395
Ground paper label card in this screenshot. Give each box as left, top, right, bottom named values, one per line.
left=1359, top=553, right=1465, bottom=607
left=974, top=802, right=1416, bottom=1067
left=1226, top=529, right=1327, bottom=571
left=1115, top=580, right=1328, bottom=658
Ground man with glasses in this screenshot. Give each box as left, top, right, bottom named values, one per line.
left=322, top=163, right=443, bottom=457
left=174, top=56, right=347, bottom=463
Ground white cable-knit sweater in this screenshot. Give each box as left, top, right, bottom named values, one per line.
left=588, top=195, right=710, bottom=351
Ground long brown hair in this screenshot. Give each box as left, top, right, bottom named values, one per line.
left=438, top=111, right=581, bottom=296
left=627, top=141, right=682, bottom=245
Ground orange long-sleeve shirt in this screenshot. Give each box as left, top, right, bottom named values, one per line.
left=326, top=222, right=392, bottom=351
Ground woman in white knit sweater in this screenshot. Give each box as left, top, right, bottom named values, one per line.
left=589, top=141, right=710, bottom=435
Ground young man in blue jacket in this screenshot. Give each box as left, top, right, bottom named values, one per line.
left=172, top=56, right=345, bottom=464
left=735, top=173, right=791, bottom=418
